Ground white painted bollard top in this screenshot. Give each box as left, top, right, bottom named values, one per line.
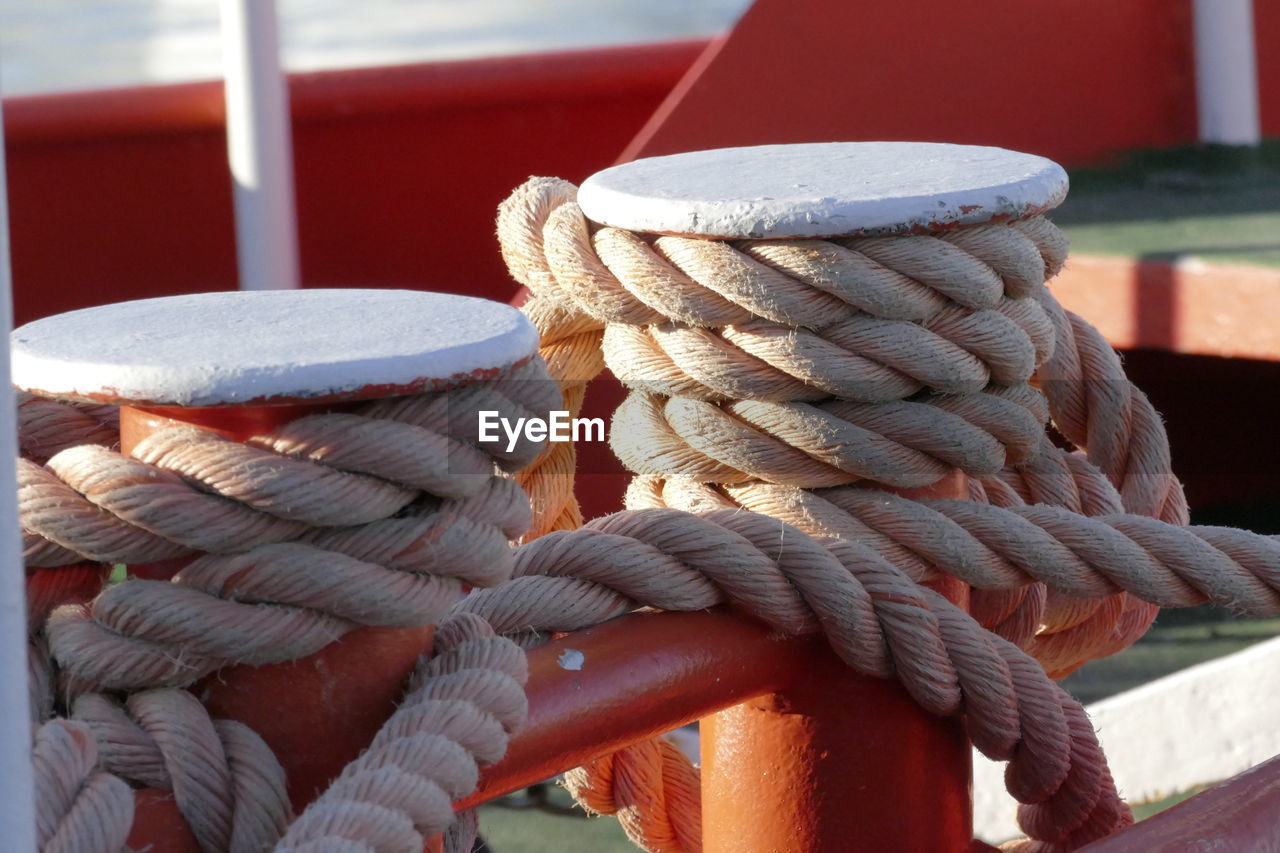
left=10, top=290, right=539, bottom=406
left=578, top=142, right=1068, bottom=239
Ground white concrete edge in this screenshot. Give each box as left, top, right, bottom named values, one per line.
left=974, top=635, right=1280, bottom=843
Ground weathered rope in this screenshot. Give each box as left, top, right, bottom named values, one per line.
left=972, top=447, right=1161, bottom=676
left=32, top=719, right=134, bottom=853
left=634, top=476, right=1280, bottom=615
left=457, top=507, right=1133, bottom=850
left=20, top=359, right=556, bottom=568
left=17, top=360, right=552, bottom=849
left=563, top=736, right=702, bottom=853
left=492, top=173, right=1197, bottom=851
left=11, top=159, right=1210, bottom=853
left=612, top=384, right=1047, bottom=488
left=48, top=478, right=530, bottom=693
left=17, top=393, right=119, bottom=462
left=72, top=689, right=292, bottom=852
left=500, top=176, right=605, bottom=541
left=500, top=177, right=1187, bottom=667
left=30, top=360, right=550, bottom=694
left=275, top=612, right=527, bottom=853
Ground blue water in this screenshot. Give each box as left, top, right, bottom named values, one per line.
left=0, top=0, right=750, bottom=96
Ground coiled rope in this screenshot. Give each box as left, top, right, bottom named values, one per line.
left=31, top=362, right=553, bottom=694
left=457, top=507, right=1132, bottom=851
left=18, top=361, right=557, bottom=851
left=14, top=163, right=1275, bottom=853
left=497, top=177, right=1184, bottom=677
left=487, top=173, right=1274, bottom=851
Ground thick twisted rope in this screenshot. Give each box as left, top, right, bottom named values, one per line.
left=612, top=383, right=1048, bottom=488
left=48, top=477, right=530, bottom=693
left=12, top=163, right=1204, bottom=852
left=20, top=359, right=556, bottom=569
left=17, top=393, right=119, bottom=462
left=633, top=477, right=1280, bottom=616
left=493, top=174, right=1196, bottom=851
left=276, top=612, right=527, bottom=853
left=29, top=360, right=550, bottom=694
left=17, top=362, right=551, bottom=847
left=32, top=719, right=134, bottom=853
left=511, top=195, right=1058, bottom=493
left=72, top=689, right=292, bottom=852
left=457, top=507, right=1133, bottom=850
left=563, top=736, right=702, bottom=853
left=499, top=178, right=1185, bottom=669
left=972, top=447, right=1160, bottom=675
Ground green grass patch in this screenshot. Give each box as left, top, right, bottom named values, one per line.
left=1053, top=142, right=1280, bottom=268
left=1060, top=615, right=1280, bottom=705
left=478, top=786, right=634, bottom=853
left=1131, top=784, right=1213, bottom=822
left=1061, top=212, right=1280, bottom=268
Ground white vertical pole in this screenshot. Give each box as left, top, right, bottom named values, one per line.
left=220, top=0, right=301, bottom=290
left=0, top=86, right=38, bottom=851
left=1192, top=0, right=1262, bottom=146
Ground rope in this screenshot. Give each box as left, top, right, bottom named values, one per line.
left=637, top=474, right=1280, bottom=670
left=32, top=719, right=134, bottom=853
left=275, top=612, right=527, bottom=853
left=17, top=360, right=553, bottom=849
left=564, top=737, right=702, bottom=853
left=500, top=175, right=1186, bottom=672
left=636, top=477, right=1280, bottom=614
left=10, top=158, right=1232, bottom=853
left=492, top=173, right=1203, bottom=852
left=457, top=507, right=1132, bottom=849
left=31, top=361, right=550, bottom=694
left=48, top=479, right=528, bottom=693
left=20, top=359, right=556, bottom=568
left=72, top=690, right=292, bottom=852
left=501, top=178, right=605, bottom=541
left=17, top=393, right=119, bottom=462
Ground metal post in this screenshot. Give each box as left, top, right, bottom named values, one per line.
left=220, top=0, right=301, bottom=290
left=460, top=600, right=968, bottom=818
left=700, top=474, right=973, bottom=853
left=571, top=140, right=1068, bottom=852
left=0, top=85, right=38, bottom=853
left=1192, top=0, right=1261, bottom=146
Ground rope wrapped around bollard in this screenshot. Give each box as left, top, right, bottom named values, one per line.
left=497, top=173, right=1181, bottom=677
left=457, top=507, right=1134, bottom=851
left=489, top=160, right=1273, bottom=851
left=31, top=361, right=553, bottom=693
left=13, top=145, right=1280, bottom=853
left=15, top=349, right=558, bottom=852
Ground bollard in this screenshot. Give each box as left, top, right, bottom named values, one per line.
left=573, top=142, right=1068, bottom=851
left=10, top=288, right=541, bottom=843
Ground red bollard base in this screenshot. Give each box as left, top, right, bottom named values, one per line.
left=128, top=790, right=201, bottom=853
left=198, top=624, right=435, bottom=808
left=701, top=645, right=973, bottom=852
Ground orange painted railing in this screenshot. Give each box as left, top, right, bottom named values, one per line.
left=461, top=609, right=982, bottom=851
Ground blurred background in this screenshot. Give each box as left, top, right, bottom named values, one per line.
left=0, top=0, right=750, bottom=95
